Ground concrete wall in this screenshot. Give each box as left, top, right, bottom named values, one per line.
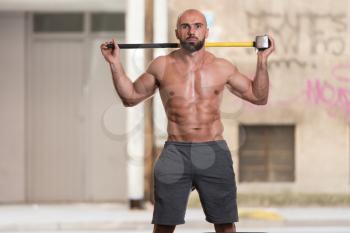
left=167, top=0, right=350, bottom=194
left=86, top=36, right=128, bottom=201
left=0, top=12, right=26, bottom=202
left=0, top=11, right=128, bottom=203
left=0, top=0, right=125, bottom=12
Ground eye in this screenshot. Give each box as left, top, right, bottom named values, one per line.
left=195, top=23, right=203, bottom=29
left=181, top=24, right=189, bottom=30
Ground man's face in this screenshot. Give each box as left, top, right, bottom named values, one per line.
left=175, top=11, right=209, bottom=52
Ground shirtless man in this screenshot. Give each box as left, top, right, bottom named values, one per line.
left=101, top=8, right=275, bottom=233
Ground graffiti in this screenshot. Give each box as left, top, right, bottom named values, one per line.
left=269, top=58, right=310, bottom=69
left=332, top=64, right=350, bottom=83
left=246, top=11, right=347, bottom=69
left=306, top=64, right=350, bottom=118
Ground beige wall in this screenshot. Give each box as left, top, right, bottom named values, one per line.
left=0, top=0, right=125, bottom=11
left=85, top=37, right=128, bottom=201
left=168, top=0, right=350, bottom=194
left=0, top=12, right=26, bottom=202
left=0, top=12, right=128, bottom=203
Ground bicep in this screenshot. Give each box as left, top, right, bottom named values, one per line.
left=132, top=55, right=164, bottom=101
left=226, top=67, right=257, bottom=102
left=133, top=71, right=158, bottom=99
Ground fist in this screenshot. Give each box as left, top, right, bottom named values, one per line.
left=100, top=39, right=120, bottom=64
left=258, top=35, right=275, bottom=58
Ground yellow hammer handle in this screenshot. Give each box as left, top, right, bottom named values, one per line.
left=205, top=42, right=254, bottom=47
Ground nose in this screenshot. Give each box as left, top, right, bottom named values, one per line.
left=188, top=25, right=196, bottom=35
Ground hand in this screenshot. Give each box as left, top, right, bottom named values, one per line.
left=258, top=35, right=275, bottom=60
left=100, top=38, right=120, bottom=64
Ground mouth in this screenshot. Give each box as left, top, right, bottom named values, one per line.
left=186, top=37, right=198, bottom=42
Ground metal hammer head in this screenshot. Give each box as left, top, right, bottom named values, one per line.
left=255, top=35, right=270, bottom=50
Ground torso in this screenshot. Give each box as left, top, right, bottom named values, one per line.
left=156, top=50, right=230, bottom=142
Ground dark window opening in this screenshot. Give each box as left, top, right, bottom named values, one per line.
left=239, top=125, right=295, bottom=182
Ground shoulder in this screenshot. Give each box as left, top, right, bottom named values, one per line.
left=210, top=55, right=238, bottom=77
left=213, top=57, right=236, bottom=69
left=148, top=55, right=167, bottom=71
left=146, top=55, right=168, bottom=78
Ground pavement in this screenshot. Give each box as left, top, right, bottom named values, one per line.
left=0, top=203, right=350, bottom=232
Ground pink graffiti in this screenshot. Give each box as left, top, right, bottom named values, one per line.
left=307, top=79, right=350, bottom=104
left=307, top=64, right=350, bottom=118
left=331, top=64, right=350, bottom=82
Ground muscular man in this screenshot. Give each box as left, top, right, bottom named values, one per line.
left=101, top=9, right=275, bottom=233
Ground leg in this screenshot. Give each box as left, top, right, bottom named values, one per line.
left=153, top=224, right=176, bottom=233
left=192, top=141, right=239, bottom=224
left=151, top=144, right=192, bottom=226
left=214, top=223, right=236, bottom=233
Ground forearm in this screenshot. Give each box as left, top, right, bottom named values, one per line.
left=252, top=55, right=269, bottom=101
left=109, top=62, right=135, bottom=104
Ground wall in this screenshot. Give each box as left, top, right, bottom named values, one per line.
left=0, top=11, right=128, bottom=203
left=0, top=0, right=125, bottom=12
left=167, top=0, right=350, bottom=194
left=0, top=12, right=26, bottom=202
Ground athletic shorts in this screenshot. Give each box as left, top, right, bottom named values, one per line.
left=151, top=140, right=238, bottom=225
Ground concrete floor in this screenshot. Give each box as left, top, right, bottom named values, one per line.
left=0, top=203, right=350, bottom=232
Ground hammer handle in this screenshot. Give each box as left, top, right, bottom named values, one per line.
left=107, top=42, right=257, bottom=50
left=108, top=43, right=179, bottom=49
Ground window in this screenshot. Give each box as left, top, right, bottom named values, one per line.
left=33, top=13, right=125, bottom=33
left=91, top=13, right=125, bottom=32
left=239, top=125, right=295, bottom=182
left=33, top=13, right=84, bottom=32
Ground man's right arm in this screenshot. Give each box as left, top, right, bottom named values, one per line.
left=101, top=39, right=161, bottom=107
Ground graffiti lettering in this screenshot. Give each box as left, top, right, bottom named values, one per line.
left=246, top=11, right=347, bottom=69
left=306, top=64, right=350, bottom=118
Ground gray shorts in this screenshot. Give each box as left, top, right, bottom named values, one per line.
left=151, top=140, right=238, bottom=225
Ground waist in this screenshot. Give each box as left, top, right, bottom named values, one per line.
left=164, top=139, right=227, bottom=147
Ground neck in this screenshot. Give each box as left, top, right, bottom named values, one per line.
left=178, top=47, right=206, bottom=64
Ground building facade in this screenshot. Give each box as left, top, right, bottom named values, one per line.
left=1, top=0, right=349, bottom=204
left=0, top=0, right=130, bottom=203
left=161, top=0, right=350, bottom=195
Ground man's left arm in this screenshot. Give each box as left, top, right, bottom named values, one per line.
left=226, top=36, right=275, bottom=105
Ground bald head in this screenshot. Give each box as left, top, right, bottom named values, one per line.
left=175, top=9, right=209, bottom=52
left=176, top=9, right=207, bottom=29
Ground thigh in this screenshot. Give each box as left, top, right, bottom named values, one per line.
left=193, top=144, right=238, bottom=223
left=152, top=144, right=192, bottom=225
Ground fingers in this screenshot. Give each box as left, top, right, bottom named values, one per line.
left=258, top=35, right=275, bottom=57
left=267, top=35, right=275, bottom=52
left=100, top=39, right=119, bottom=50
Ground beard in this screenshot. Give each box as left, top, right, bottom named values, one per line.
left=180, top=37, right=205, bottom=52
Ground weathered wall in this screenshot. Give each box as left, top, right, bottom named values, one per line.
left=168, top=0, right=350, bottom=194
left=0, top=12, right=26, bottom=202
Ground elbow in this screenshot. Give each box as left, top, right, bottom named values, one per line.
left=122, top=101, right=137, bottom=107
left=122, top=102, right=135, bottom=107
left=257, top=99, right=268, bottom=105
left=121, top=98, right=138, bottom=107
left=253, top=96, right=268, bottom=105
left=251, top=87, right=269, bottom=105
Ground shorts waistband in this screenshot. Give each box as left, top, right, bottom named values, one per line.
left=164, top=140, right=227, bottom=147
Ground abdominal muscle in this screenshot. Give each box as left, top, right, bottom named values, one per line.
left=164, top=98, right=224, bottom=142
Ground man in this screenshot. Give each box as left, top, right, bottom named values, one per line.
left=101, top=8, right=275, bottom=233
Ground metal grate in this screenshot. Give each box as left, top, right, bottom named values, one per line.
left=239, top=125, right=295, bottom=182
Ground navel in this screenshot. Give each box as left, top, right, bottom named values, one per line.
left=214, top=90, right=219, bottom=95
left=169, top=91, right=175, bottom=96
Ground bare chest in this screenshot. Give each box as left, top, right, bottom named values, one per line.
left=159, top=63, right=227, bottom=102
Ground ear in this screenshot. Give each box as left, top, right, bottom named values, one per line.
left=175, top=28, right=179, bottom=39
left=205, top=28, right=209, bottom=39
